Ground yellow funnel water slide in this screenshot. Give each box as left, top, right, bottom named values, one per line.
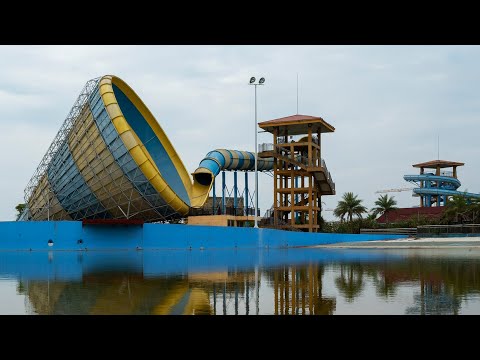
left=22, top=75, right=272, bottom=222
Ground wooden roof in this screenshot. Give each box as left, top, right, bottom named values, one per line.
left=412, top=160, right=465, bottom=169
left=258, top=114, right=335, bottom=136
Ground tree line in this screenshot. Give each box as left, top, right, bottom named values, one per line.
left=323, top=192, right=480, bottom=233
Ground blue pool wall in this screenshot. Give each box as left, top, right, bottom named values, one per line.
left=0, top=221, right=407, bottom=251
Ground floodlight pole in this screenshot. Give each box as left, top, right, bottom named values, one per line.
left=47, top=192, right=51, bottom=221
left=249, top=77, right=264, bottom=228
left=254, top=83, right=258, bottom=228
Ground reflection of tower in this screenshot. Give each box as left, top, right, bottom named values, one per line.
left=206, top=271, right=257, bottom=315
left=272, top=264, right=336, bottom=315
left=406, top=279, right=461, bottom=315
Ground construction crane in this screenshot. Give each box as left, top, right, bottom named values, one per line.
left=375, top=187, right=414, bottom=194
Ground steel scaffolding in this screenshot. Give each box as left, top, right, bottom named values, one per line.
left=24, top=77, right=101, bottom=206
left=22, top=76, right=180, bottom=222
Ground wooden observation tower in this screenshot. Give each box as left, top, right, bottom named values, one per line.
left=258, top=115, right=335, bottom=232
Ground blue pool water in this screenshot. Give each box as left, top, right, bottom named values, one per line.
left=1, top=247, right=480, bottom=315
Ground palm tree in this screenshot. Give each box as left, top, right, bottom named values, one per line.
left=15, top=203, right=26, bottom=220
left=443, top=195, right=480, bottom=224
left=365, top=213, right=377, bottom=221
left=333, top=192, right=367, bottom=222
left=472, top=199, right=480, bottom=223
left=334, top=264, right=365, bottom=302
left=371, top=194, right=398, bottom=222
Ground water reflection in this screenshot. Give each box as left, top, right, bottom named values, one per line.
left=334, top=264, right=364, bottom=303
left=267, top=265, right=336, bottom=315
left=25, top=275, right=214, bottom=315
left=3, top=249, right=480, bottom=314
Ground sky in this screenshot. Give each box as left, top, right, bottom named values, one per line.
left=0, top=45, right=479, bottom=221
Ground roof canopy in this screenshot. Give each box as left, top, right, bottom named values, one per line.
left=413, top=160, right=465, bottom=169
left=258, top=114, right=335, bottom=136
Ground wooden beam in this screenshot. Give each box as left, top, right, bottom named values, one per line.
left=301, top=175, right=305, bottom=224
left=273, top=127, right=278, bottom=227
left=290, top=142, right=295, bottom=226
left=317, top=128, right=321, bottom=161
left=274, top=154, right=307, bottom=171
left=277, top=206, right=321, bottom=211
left=308, top=175, right=313, bottom=232
left=308, top=126, right=312, bottom=167
left=276, top=142, right=320, bottom=150
left=276, top=169, right=309, bottom=176
left=276, top=187, right=310, bottom=193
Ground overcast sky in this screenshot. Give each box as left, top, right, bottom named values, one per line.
left=0, top=45, right=479, bottom=221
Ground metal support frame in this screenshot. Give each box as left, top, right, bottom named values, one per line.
left=23, top=77, right=182, bottom=223
left=201, top=172, right=254, bottom=216
left=212, top=178, right=216, bottom=214
left=24, top=77, right=101, bottom=205
left=222, top=171, right=226, bottom=215
left=233, top=171, right=238, bottom=210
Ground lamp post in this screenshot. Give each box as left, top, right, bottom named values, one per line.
left=45, top=190, right=53, bottom=221
left=47, top=193, right=51, bottom=221
left=249, top=76, right=265, bottom=228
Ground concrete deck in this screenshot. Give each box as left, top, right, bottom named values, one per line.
left=315, top=237, right=480, bottom=249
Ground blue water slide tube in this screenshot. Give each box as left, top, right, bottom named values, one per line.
left=412, top=188, right=480, bottom=198
left=403, top=174, right=480, bottom=199
left=404, top=174, right=461, bottom=189
left=193, top=149, right=274, bottom=186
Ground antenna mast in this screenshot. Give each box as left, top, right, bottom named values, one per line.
left=437, top=135, right=440, bottom=160
left=296, top=73, right=299, bottom=114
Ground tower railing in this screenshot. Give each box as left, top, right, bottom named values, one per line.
left=274, top=136, right=320, bottom=145
left=258, top=143, right=274, bottom=152
left=321, top=159, right=335, bottom=192
left=260, top=141, right=335, bottom=191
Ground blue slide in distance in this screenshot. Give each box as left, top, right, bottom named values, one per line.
left=404, top=173, right=480, bottom=206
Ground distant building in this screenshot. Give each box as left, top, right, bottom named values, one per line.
left=376, top=206, right=444, bottom=223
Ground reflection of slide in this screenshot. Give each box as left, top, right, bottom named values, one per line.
left=152, top=285, right=212, bottom=315
left=404, top=174, right=480, bottom=205
left=22, top=75, right=273, bottom=221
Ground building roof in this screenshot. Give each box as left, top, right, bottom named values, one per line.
left=376, top=206, right=445, bottom=223
left=412, top=160, right=465, bottom=169
left=258, top=114, right=335, bottom=136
